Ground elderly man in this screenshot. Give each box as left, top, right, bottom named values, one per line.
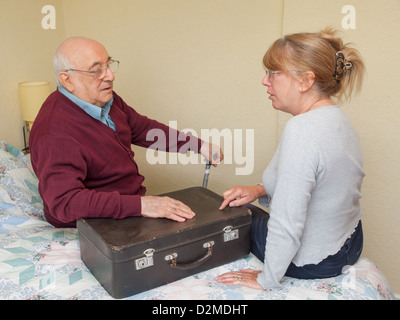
left=30, top=37, right=222, bottom=228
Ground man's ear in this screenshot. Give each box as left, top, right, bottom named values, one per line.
left=58, top=72, right=74, bottom=93
left=299, top=71, right=315, bottom=93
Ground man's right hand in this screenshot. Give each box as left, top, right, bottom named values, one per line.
left=141, top=196, right=195, bottom=222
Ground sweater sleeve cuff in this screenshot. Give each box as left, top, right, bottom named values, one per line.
left=177, top=131, right=203, bottom=154
left=256, top=183, right=271, bottom=207
left=256, top=270, right=283, bottom=291
left=258, top=195, right=271, bottom=208
left=120, top=194, right=142, bottom=217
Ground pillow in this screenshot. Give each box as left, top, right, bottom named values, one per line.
left=0, top=141, right=45, bottom=224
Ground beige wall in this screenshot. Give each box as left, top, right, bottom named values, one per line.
left=62, top=0, right=282, bottom=194
left=0, top=0, right=65, bottom=148
left=1, top=0, right=399, bottom=294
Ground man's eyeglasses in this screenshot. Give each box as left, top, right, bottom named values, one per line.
left=265, top=70, right=281, bottom=79
left=66, top=60, right=119, bottom=80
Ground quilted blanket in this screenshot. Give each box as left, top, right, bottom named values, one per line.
left=0, top=141, right=396, bottom=300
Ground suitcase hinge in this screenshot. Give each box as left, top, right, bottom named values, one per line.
left=135, top=248, right=155, bottom=270
left=223, top=225, right=239, bottom=242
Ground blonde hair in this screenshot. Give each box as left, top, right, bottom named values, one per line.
left=263, top=28, right=365, bottom=102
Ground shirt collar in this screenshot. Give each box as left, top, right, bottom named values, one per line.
left=58, top=86, right=114, bottom=122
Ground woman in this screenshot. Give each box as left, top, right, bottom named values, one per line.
left=216, top=28, right=365, bottom=290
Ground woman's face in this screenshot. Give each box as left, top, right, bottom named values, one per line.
left=262, top=71, right=302, bottom=116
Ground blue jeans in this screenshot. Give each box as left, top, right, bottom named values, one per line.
left=247, top=204, right=363, bottom=279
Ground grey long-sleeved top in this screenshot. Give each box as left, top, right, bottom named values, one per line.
left=257, top=106, right=364, bottom=290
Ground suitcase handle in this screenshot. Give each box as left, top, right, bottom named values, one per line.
left=165, top=241, right=214, bottom=270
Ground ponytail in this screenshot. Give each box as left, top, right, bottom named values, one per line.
left=263, top=27, right=365, bottom=103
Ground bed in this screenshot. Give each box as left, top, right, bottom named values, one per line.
left=0, top=141, right=396, bottom=300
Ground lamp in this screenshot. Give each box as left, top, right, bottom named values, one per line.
left=18, top=81, right=51, bottom=151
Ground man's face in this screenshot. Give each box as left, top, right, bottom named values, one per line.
left=60, top=39, right=115, bottom=107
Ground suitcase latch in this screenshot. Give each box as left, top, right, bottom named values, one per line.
left=223, top=225, right=239, bottom=242
left=135, top=248, right=155, bottom=270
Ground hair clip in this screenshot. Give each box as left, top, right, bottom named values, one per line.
left=334, top=51, right=352, bottom=81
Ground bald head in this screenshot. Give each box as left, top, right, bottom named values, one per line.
left=54, top=37, right=109, bottom=86
left=54, top=37, right=115, bottom=107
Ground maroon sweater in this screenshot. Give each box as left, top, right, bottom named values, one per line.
left=30, top=90, right=202, bottom=228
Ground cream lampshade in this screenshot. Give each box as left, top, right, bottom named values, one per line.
left=18, top=81, right=51, bottom=151
left=18, top=81, right=51, bottom=128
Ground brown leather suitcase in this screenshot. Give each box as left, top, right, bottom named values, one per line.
left=77, top=187, right=252, bottom=299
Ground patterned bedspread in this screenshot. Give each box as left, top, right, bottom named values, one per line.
left=0, top=141, right=395, bottom=300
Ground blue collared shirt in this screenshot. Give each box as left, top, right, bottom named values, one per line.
left=58, top=86, right=116, bottom=131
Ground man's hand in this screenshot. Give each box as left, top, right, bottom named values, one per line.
left=141, top=196, right=195, bottom=222
left=200, top=142, right=223, bottom=166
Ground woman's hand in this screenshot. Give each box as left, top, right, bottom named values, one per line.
left=219, top=185, right=266, bottom=210
left=215, top=269, right=264, bottom=290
